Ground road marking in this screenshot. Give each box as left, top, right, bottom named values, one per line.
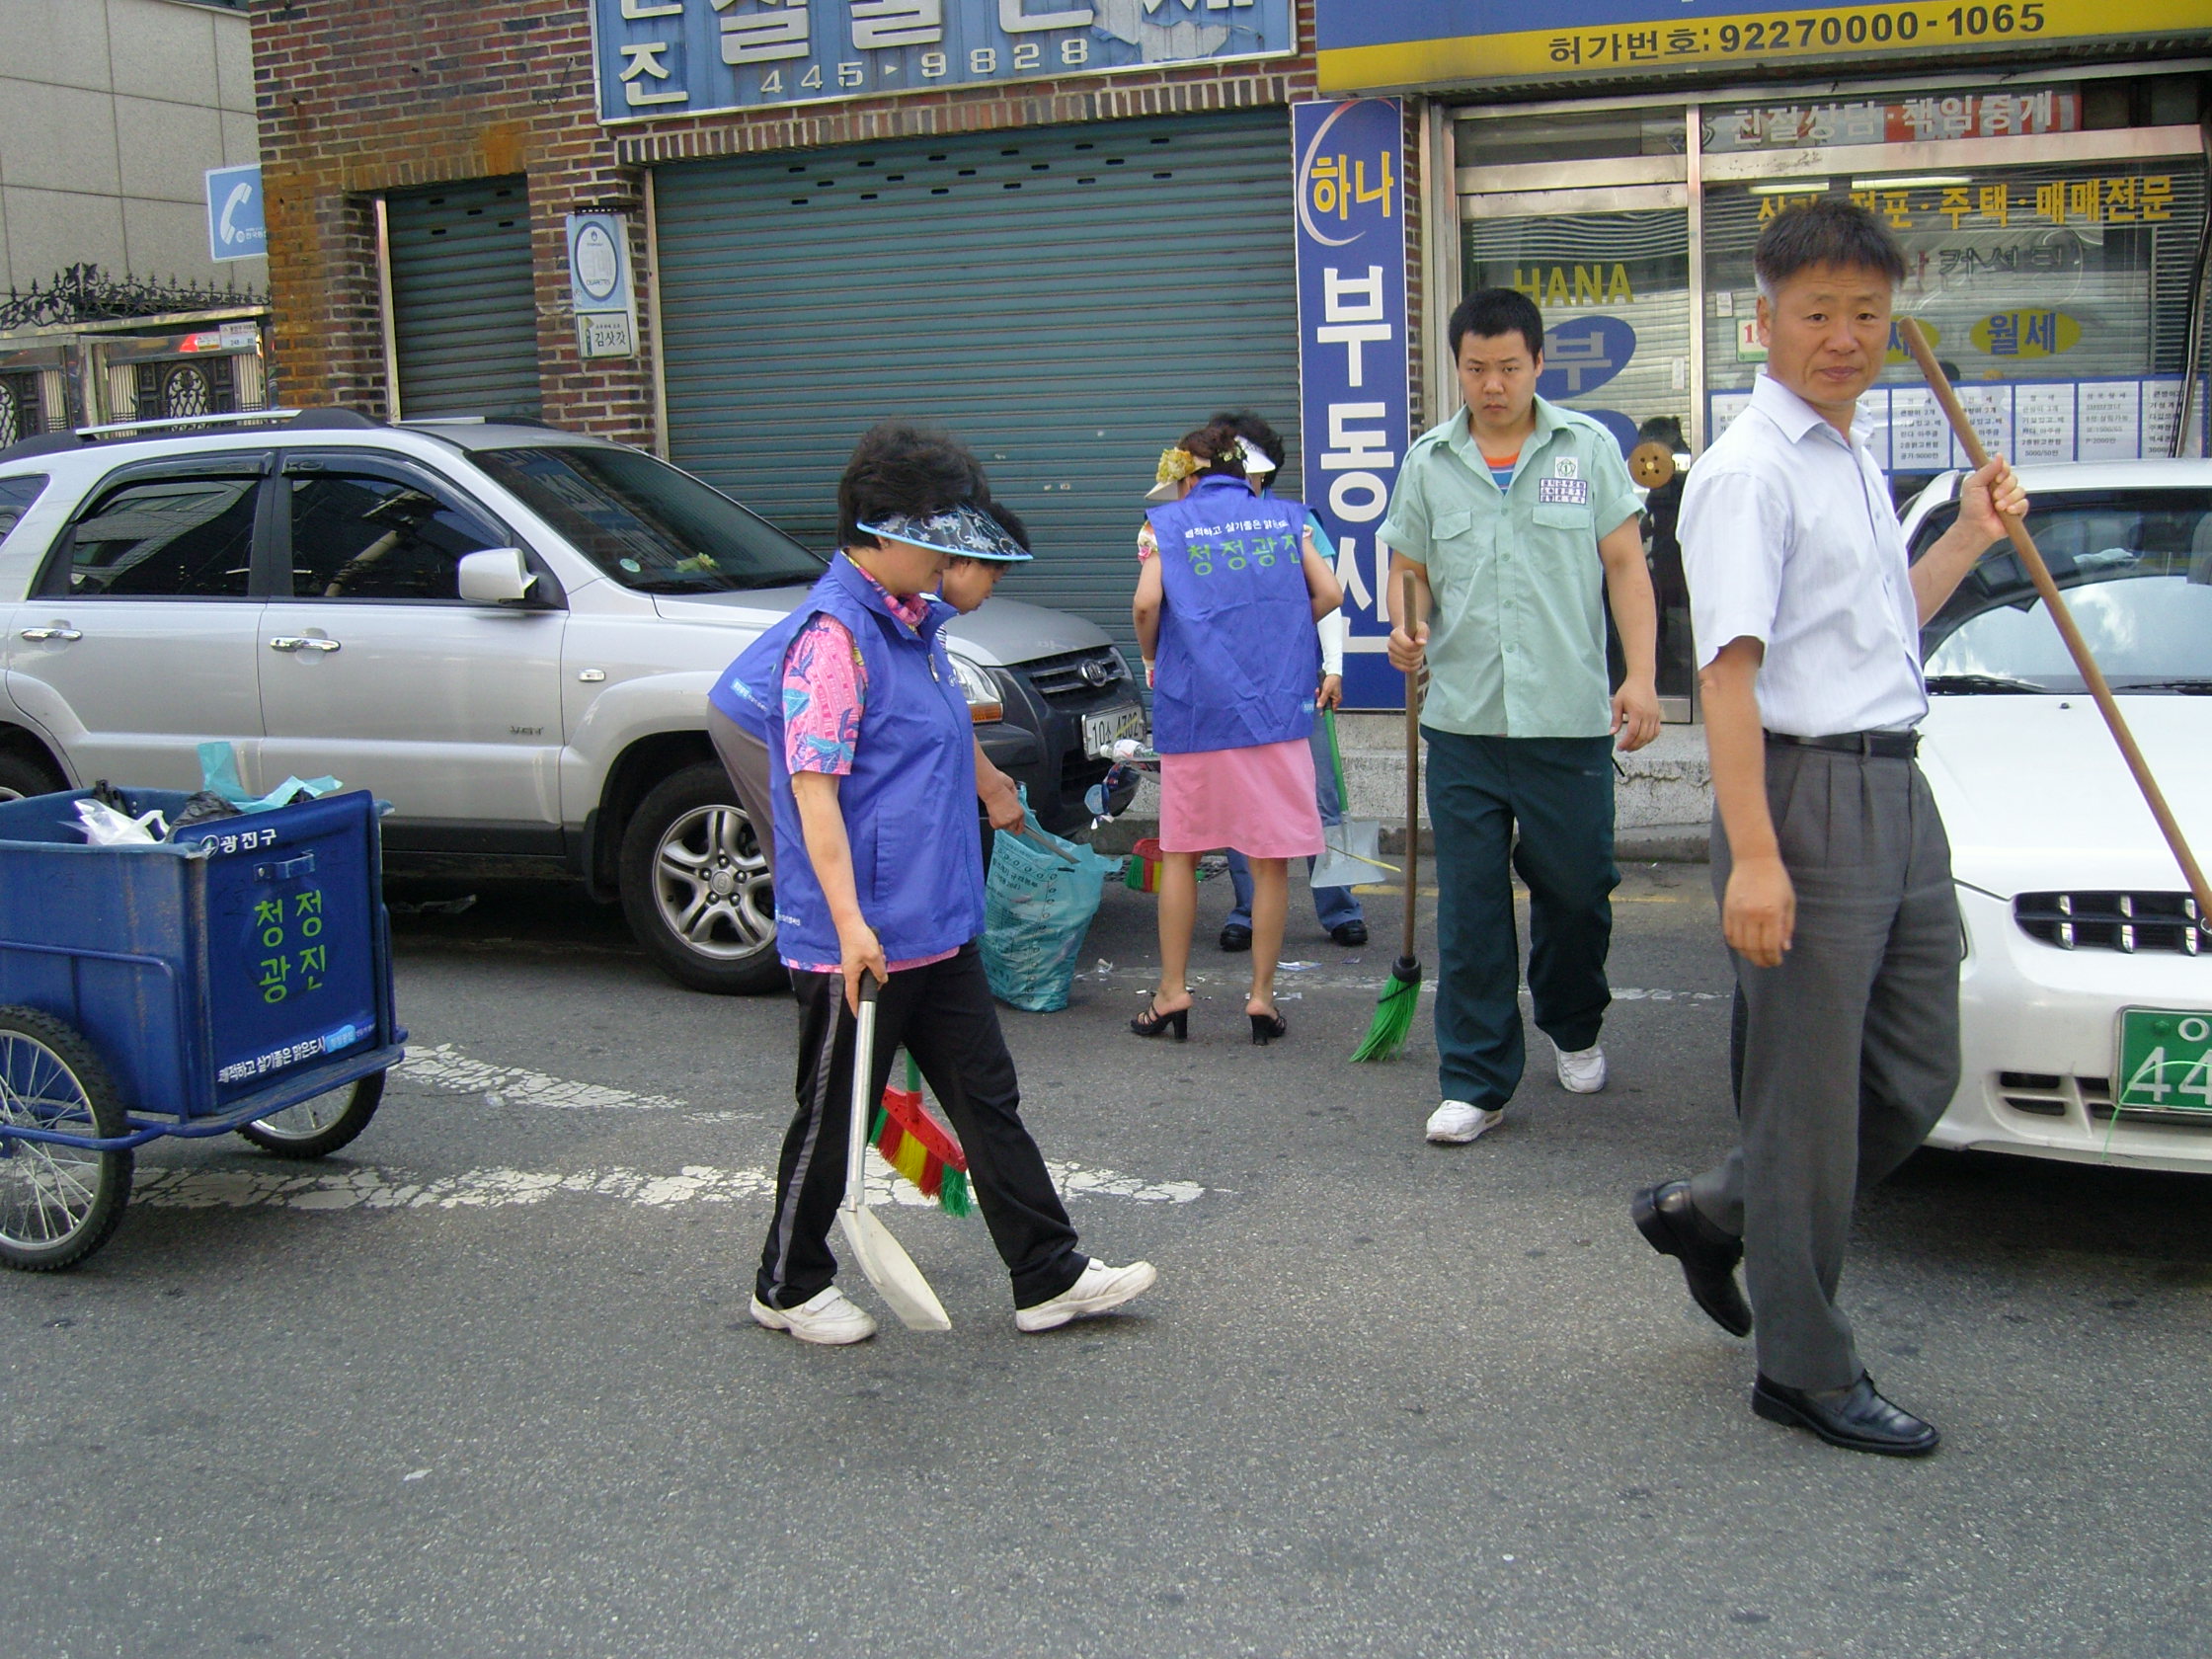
left=131, top=1154, right=1204, bottom=1215
left=397, top=1043, right=688, bottom=1112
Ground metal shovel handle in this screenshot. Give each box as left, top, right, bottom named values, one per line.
left=842, top=974, right=882, bottom=1216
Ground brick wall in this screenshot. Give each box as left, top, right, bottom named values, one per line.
left=254, top=0, right=1326, bottom=448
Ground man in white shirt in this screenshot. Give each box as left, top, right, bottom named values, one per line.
left=1631, top=201, right=2024, bottom=1457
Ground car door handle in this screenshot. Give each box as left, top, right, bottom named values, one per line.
left=18, top=627, right=82, bottom=642
left=269, top=636, right=341, bottom=654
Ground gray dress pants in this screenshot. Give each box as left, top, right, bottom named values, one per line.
left=1690, top=742, right=1961, bottom=1391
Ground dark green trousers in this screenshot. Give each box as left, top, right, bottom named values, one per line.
left=1423, top=731, right=1619, bottom=1110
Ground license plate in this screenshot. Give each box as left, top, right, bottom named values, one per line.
left=1082, top=706, right=1143, bottom=759
left=2115, top=1008, right=2212, bottom=1112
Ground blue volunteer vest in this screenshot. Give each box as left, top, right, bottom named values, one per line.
left=1148, top=474, right=1318, bottom=754
left=711, top=554, right=985, bottom=967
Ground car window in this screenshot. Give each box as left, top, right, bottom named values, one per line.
left=59, top=473, right=259, bottom=597
left=0, top=473, right=48, bottom=539
left=1921, top=489, right=2212, bottom=692
left=288, top=470, right=505, bottom=601
left=470, top=444, right=823, bottom=594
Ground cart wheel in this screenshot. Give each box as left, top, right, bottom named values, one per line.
left=235, top=1069, right=384, bottom=1159
left=0, top=1006, right=133, bottom=1272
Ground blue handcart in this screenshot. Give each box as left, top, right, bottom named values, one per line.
left=0, top=787, right=406, bottom=1270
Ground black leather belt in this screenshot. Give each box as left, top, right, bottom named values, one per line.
left=1765, top=729, right=1920, bottom=759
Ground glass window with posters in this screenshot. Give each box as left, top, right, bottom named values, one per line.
left=1700, top=82, right=2210, bottom=498
left=1452, top=71, right=2208, bottom=716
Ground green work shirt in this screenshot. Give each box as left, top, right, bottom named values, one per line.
left=1379, top=399, right=1642, bottom=739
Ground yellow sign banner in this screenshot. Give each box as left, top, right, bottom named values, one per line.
left=1316, top=0, right=2212, bottom=88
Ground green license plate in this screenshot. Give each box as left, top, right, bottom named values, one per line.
left=2116, top=1009, right=2212, bottom=1113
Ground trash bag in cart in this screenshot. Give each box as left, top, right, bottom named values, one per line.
left=0, top=787, right=405, bottom=1271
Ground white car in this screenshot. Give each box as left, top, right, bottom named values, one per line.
left=1905, top=460, right=2212, bottom=1173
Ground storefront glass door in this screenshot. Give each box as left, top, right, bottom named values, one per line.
left=1462, top=189, right=1698, bottom=712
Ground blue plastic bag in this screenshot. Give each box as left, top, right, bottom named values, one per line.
left=981, top=810, right=1111, bottom=1012
left=198, top=742, right=342, bottom=814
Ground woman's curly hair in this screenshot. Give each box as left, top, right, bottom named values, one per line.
left=838, top=422, right=989, bottom=548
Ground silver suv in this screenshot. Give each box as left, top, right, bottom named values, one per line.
left=0, top=411, right=1143, bottom=992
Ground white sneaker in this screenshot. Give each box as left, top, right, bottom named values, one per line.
left=750, top=1286, right=877, bottom=1346
left=1425, top=1099, right=1504, bottom=1144
left=1015, top=1258, right=1157, bottom=1332
left=1555, top=1043, right=1608, bottom=1094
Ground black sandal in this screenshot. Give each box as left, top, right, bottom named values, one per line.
left=1130, top=998, right=1189, bottom=1040
left=1247, top=1008, right=1288, bottom=1046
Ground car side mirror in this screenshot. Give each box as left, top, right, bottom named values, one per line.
left=457, top=547, right=538, bottom=605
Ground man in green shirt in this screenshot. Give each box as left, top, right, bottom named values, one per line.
left=1381, top=288, right=1661, bottom=1146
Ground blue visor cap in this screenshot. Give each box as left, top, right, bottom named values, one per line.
left=858, top=504, right=1032, bottom=563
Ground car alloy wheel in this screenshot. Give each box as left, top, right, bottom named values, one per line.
left=616, top=761, right=788, bottom=994
left=653, top=801, right=774, bottom=961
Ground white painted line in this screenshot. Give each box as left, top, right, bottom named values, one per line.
left=130, top=1152, right=1205, bottom=1215
left=397, top=1043, right=688, bottom=1112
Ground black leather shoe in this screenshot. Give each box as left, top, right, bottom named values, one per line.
left=1752, top=1373, right=1940, bottom=1457
left=1631, top=1180, right=1752, bottom=1338
left=1219, top=923, right=1252, bottom=953
left=1328, top=919, right=1369, bottom=947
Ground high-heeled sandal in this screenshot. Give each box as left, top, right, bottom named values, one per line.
left=1131, top=998, right=1189, bottom=1040
left=1247, top=1008, right=1288, bottom=1046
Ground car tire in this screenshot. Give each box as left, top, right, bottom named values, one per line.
left=0, top=749, right=63, bottom=804
left=617, top=761, right=786, bottom=995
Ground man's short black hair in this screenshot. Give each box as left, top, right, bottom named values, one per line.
left=1753, top=199, right=1907, bottom=295
left=1211, top=409, right=1286, bottom=472
left=837, top=422, right=988, bottom=548
left=1448, top=288, right=1544, bottom=360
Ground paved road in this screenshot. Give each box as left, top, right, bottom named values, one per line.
left=5, top=863, right=2207, bottom=1658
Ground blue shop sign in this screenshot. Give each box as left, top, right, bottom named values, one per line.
left=592, top=0, right=1296, bottom=123
left=1294, top=98, right=1410, bottom=713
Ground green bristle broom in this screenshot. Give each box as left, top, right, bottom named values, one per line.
left=1352, top=572, right=1424, bottom=1063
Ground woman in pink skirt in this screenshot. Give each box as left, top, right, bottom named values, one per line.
left=1131, top=421, right=1344, bottom=1044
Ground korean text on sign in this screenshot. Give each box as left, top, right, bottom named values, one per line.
left=1294, top=98, right=1411, bottom=711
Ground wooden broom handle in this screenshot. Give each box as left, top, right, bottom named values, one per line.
left=1401, top=570, right=1422, bottom=960
left=1899, top=318, right=2212, bottom=921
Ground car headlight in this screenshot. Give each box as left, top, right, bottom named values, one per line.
left=946, top=652, right=1004, bottom=724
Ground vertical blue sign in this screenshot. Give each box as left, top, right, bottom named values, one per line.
left=206, top=164, right=266, bottom=262
left=1293, top=98, right=1409, bottom=712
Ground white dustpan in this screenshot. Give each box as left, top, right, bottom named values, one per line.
left=836, top=978, right=951, bottom=1331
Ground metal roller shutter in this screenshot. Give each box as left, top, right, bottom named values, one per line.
left=654, top=111, right=1301, bottom=664
left=388, top=177, right=541, bottom=420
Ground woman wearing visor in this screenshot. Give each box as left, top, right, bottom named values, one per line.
left=711, top=423, right=1155, bottom=1346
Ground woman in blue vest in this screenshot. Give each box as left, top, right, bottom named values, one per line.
left=1132, top=420, right=1345, bottom=1044
left=712, top=423, right=1156, bottom=1346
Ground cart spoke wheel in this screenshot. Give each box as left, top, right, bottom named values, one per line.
left=651, top=804, right=774, bottom=963
left=236, top=1069, right=385, bottom=1160
left=0, top=1007, right=132, bottom=1271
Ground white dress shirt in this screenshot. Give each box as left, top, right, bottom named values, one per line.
left=1682, top=374, right=1928, bottom=736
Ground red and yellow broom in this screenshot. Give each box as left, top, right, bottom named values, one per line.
left=871, top=1054, right=973, bottom=1217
